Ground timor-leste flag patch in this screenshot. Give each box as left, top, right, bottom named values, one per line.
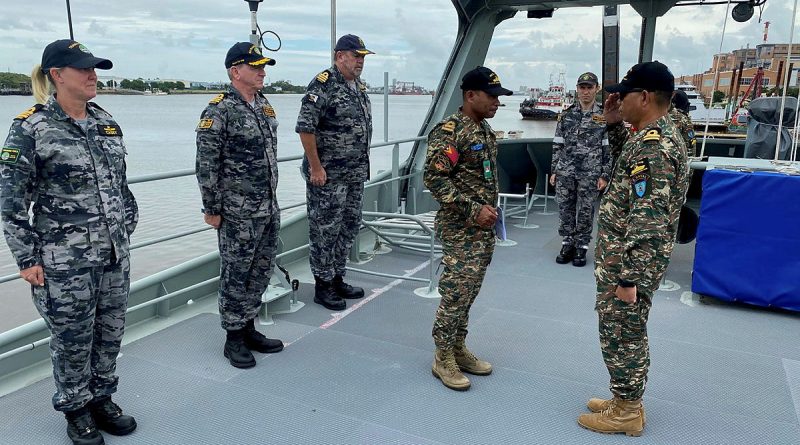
left=442, top=145, right=459, bottom=165
left=628, top=158, right=651, bottom=199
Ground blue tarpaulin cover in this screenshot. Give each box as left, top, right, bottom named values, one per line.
left=692, top=169, right=800, bottom=311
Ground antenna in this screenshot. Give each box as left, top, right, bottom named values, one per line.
left=65, top=0, right=74, bottom=40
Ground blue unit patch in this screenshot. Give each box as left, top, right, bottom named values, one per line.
left=634, top=180, right=647, bottom=198
left=471, top=143, right=484, bottom=151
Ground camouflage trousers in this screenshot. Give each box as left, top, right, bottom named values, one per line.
left=556, top=174, right=600, bottom=247
left=32, top=257, right=130, bottom=412
left=595, top=283, right=653, bottom=400
left=218, top=213, right=280, bottom=330
left=306, top=181, right=364, bottom=281
left=432, top=224, right=495, bottom=350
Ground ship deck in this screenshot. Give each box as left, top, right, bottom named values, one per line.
left=1, top=206, right=799, bottom=444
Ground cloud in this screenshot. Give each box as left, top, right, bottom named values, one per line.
left=0, top=0, right=794, bottom=92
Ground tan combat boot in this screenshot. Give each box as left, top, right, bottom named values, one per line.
left=432, top=349, right=471, bottom=391
left=577, top=398, right=644, bottom=437
left=453, top=342, right=493, bottom=375
left=587, top=397, right=646, bottom=425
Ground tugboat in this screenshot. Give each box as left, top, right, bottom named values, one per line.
left=520, top=72, right=571, bottom=120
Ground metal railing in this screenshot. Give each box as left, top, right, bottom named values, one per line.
left=0, top=135, right=425, bottom=365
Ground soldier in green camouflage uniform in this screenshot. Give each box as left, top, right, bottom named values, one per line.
left=578, top=61, right=690, bottom=436
left=296, top=34, right=373, bottom=311
left=0, top=40, right=138, bottom=445
left=670, top=90, right=696, bottom=157
left=424, top=66, right=512, bottom=391
left=196, top=42, right=283, bottom=370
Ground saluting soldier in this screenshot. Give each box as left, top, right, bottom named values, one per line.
left=295, top=34, right=373, bottom=311
left=549, top=72, right=612, bottom=267
left=196, top=42, right=284, bottom=370
left=423, top=66, right=512, bottom=391
left=0, top=40, right=138, bottom=445
left=578, top=61, right=690, bottom=436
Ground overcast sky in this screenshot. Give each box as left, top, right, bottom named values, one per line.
left=0, top=0, right=797, bottom=90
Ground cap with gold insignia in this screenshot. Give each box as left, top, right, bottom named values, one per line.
left=577, top=72, right=599, bottom=86
left=334, top=34, right=374, bottom=55
left=605, top=61, right=674, bottom=95
left=224, top=42, right=276, bottom=69
left=41, top=39, right=112, bottom=72
left=460, top=66, right=513, bottom=96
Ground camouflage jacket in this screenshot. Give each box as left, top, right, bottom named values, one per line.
left=195, top=87, right=279, bottom=218
left=595, top=114, right=690, bottom=299
left=423, top=110, right=498, bottom=227
left=0, top=97, right=138, bottom=271
left=669, top=107, right=696, bottom=157
left=295, top=65, right=372, bottom=182
left=551, top=101, right=611, bottom=180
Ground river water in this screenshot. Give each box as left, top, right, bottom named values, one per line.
left=0, top=93, right=556, bottom=331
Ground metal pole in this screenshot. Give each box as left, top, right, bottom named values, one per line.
left=392, top=143, right=400, bottom=211
left=776, top=0, right=799, bottom=160
left=384, top=72, right=389, bottom=142
left=65, top=0, right=74, bottom=40
left=330, top=0, right=336, bottom=66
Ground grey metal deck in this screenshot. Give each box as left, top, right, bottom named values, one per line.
left=1, top=209, right=799, bottom=444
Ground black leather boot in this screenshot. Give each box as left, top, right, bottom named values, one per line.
left=555, top=243, right=576, bottom=264
left=244, top=318, right=284, bottom=353
left=224, top=328, right=256, bottom=368
left=333, top=275, right=365, bottom=299
left=88, top=396, right=137, bottom=436
left=573, top=247, right=587, bottom=267
left=65, top=407, right=104, bottom=445
left=314, top=277, right=346, bottom=310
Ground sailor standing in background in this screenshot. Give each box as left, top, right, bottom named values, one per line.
left=295, top=34, right=374, bottom=311
left=578, top=61, right=690, bottom=436
left=670, top=90, right=696, bottom=157
left=0, top=40, right=138, bottom=445
left=549, top=72, right=611, bottom=267
left=196, top=42, right=284, bottom=370
left=424, top=66, right=512, bottom=391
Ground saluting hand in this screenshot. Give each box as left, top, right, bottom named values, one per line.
left=475, top=205, right=498, bottom=228
left=603, top=93, right=622, bottom=124
left=615, top=285, right=637, bottom=305
left=20, top=265, right=44, bottom=287
left=204, top=214, right=222, bottom=230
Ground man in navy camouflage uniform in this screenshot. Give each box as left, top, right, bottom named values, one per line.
left=1, top=40, right=138, bottom=445
left=549, top=72, right=611, bottom=267
left=296, top=34, right=373, bottom=311
left=424, top=66, right=511, bottom=391
left=196, top=42, right=284, bottom=369
left=578, top=61, right=690, bottom=436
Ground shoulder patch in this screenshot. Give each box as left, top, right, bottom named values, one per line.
left=316, top=71, right=330, bottom=83
left=441, top=120, right=457, bottom=133
left=208, top=94, right=226, bottom=105
left=263, top=105, right=276, bottom=118
left=0, top=147, right=21, bottom=164
left=592, top=114, right=606, bottom=124
left=627, top=158, right=651, bottom=199
left=196, top=118, right=215, bottom=130
left=642, top=128, right=661, bottom=143
left=14, top=104, right=43, bottom=121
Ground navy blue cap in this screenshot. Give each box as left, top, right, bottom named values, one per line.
left=460, top=66, right=513, bottom=96
left=224, top=42, right=276, bottom=69
left=606, top=61, right=674, bottom=94
left=334, top=34, right=374, bottom=55
left=672, top=90, right=690, bottom=114
left=41, top=39, right=112, bottom=72
left=577, top=72, right=599, bottom=86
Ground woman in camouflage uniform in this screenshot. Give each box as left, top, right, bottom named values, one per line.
left=0, top=40, right=138, bottom=445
